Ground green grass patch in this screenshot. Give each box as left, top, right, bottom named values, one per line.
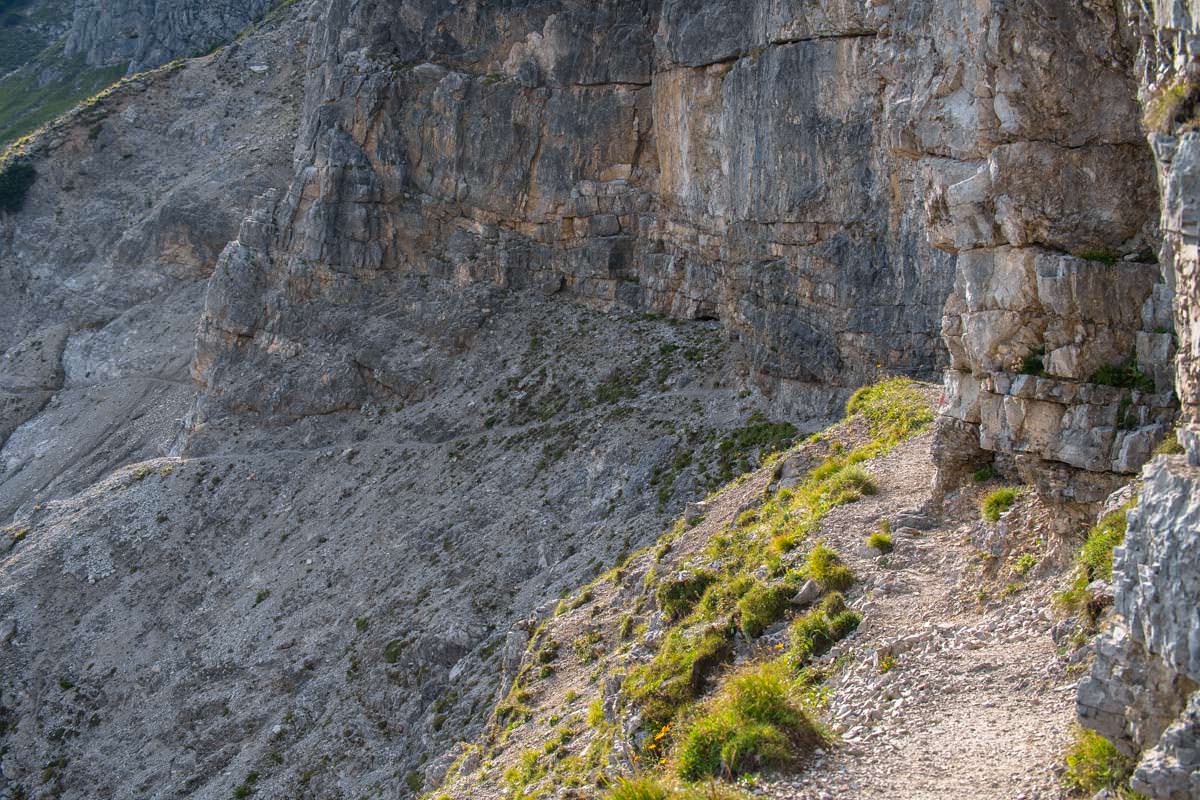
left=675, top=661, right=824, bottom=781
left=845, top=377, right=934, bottom=445
left=502, top=749, right=547, bottom=799
left=1063, top=727, right=1142, bottom=798
left=605, top=777, right=672, bottom=800
left=1076, top=248, right=1119, bottom=266
left=1090, top=360, right=1155, bottom=393
left=803, top=542, right=855, bottom=592
left=866, top=531, right=894, bottom=555
left=981, top=487, right=1021, bottom=522
left=1013, top=553, right=1037, bottom=578
left=0, top=55, right=127, bottom=151
left=623, top=625, right=735, bottom=734
left=587, top=698, right=606, bottom=727
left=735, top=581, right=796, bottom=639
left=822, top=465, right=877, bottom=503
left=604, top=777, right=747, bottom=800
left=1154, top=433, right=1185, bottom=456
left=1057, top=500, right=1133, bottom=618
left=972, top=464, right=997, bottom=482
left=787, top=593, right=860, bottom=664
left=617, top=379, right=923, bottom=766
left=1019, top=346, right=1046, bottom=377
left=1078, top=509, right=1129, bottom=583
left=656, top=570, right=717, bottom=621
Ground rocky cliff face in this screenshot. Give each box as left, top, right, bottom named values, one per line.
left=201, top=0, right=1175, bottom=480
left=64, top=0, right=277, bottom=73
left=1076, top=4, right=1200, bottom=798
left=2, top=0, right=1199, bottom=798
left=193, top=0, right=966, bottom=432
left=926, top=1, right=1173, bottom=528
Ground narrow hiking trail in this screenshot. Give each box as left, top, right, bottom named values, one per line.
left=760, top=432, right=1076, bottom=800
left=430, top=389, right=1086, bottom=800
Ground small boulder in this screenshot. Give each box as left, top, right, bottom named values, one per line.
left=1086, top=579, right=1115, bottom=606
left=892, top=510, right=936, bottom=530
left=790, top=579, right=822, bottom=607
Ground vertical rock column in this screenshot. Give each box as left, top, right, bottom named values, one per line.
left=1077, top=4, right=1200, bottom=798
left=927, top=1, right=1171, bottom=527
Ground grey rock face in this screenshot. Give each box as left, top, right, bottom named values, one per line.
left=0, top=13, right=304, bottom=526
left=64, top=0, right=276, bottom=73
left=928, top=0, right=1169, bottom=519
left=1079, top=457, right=1200, bottom=800
left=1075, top=4, right=1200, bottom=798
left=194, top=0, right=966, bottom=428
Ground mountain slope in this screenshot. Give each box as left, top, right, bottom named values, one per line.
left=428, top=380, right=1086, bottom=799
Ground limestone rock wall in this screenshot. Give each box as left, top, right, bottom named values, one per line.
left=1077, top=3, right=1200, bottom=798
left=927, top=1, right=1171, bottom=519
left=197, top=1, right=1173, bottom=450
left=193, top=0, right=985, bottom=430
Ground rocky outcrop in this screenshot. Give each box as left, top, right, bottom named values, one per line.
left=1080, top=457, right=1200, bottom=799
left=192, top=0, right=972, bottom=431
left=0, top=3, right=304, bottom=519
left=5, top=0, right=1200, bottom=798
left=927, top=1, right=1171, bottom=522
left=196, top=0, right=1177, bottom=469
left=1077, top=3, right=1200, bottom=798
left=64, top=0, right=276, bottom=73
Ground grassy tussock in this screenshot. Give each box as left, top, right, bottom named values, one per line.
left=1057, top=500, right=1135, bottom=619
left=788, top=592, right=861, bottom=663
left=604, top=776, right=747, bottom=800
left=656, top=570, right=717, bottom=620
left=1062, top=727, right=1142, bottom=798
left=804, top=541, right=855, bottom=591
left=675, top=661, right=825, bottom=781
left=980, top=487, right=1021, bottom=523
left=866, top=531, right=894, bottom=554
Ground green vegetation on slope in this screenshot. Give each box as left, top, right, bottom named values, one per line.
left=604, top=776, right=746, bottom=800
left=980, top=487, right=1021, bottom=523
left=1089, top=359, right=1155, bottom=393
left=1063, top=727, right=1145, bottom=798
left=0, top=0, right=66, bottom=77
left=1056, top=499, right=1135, bottom=621
left=675, top=661, right=823, bottom=781
left=437, top=378, right=934, bottom=798
left=0, top=51, right=126, bottom=150
left=619, top=380, right=929, bottom=787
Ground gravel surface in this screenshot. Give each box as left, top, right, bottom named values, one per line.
left=758, top=433, right=1075, bottom=800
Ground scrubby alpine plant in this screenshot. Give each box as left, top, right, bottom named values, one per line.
left=981, top=487, right=1021, bottom=522
left=675, top=661, right=824, bottom=781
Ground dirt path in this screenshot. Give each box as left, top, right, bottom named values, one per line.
left=760, top=433, right=1075, bottom=800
